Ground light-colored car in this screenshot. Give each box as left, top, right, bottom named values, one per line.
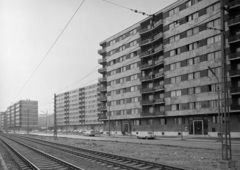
left=83, top=130, right=95, bottom=136
left=136, top=131, right=156, bottom=139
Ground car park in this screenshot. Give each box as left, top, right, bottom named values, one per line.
left=83, top=130, right=95, bottom=136
left=136, top=131, right=156, bottom=139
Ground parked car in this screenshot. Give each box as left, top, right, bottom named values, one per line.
left=83, top=130, right=95, bottom=136
left=136, top=131, right=156, bottom=139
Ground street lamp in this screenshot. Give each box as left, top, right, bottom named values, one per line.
left=41, top=110, right=48, bottom=132
left=208, top=66, right=221, bottom=139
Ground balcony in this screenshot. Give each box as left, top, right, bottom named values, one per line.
left=141, top=88, right=155, bottom=94
left=153, top=32, right=163, bottom=41
left=140, top=38, right=151, bottom=46
left=98, top=114, right=107, bottom=120
left=230, top=87, right=240, bottom=94
left=154, top=72, right=164, bottom=79
left=98, top=58, right=107, bottom=64
left=99, top=96, right=107, bottom=101
left=228, top=34, right=240, bottom=44
left=98, top=77, right=107, bottom=82
left=99, top=87, right=107, bottom=91
left=140, top=62, right=153, bottom=70
left=139, top=20, right=162, bottom=35
left=98, top=67, right=107, bottom=74
left=141, top=100, right=154, bottom=105
left=228, top=16, right=240, bottom=27
left=228, top=0, right=240, bottom=9
left=154, top=85, right=164, bottom=91
left=154, top=58, right=163, bottom=66
left=154, top=98, right=165, bottom=104
left=229, top=69, right=240, bottom=77
left=140, top=75, right=153, bottom=82
left=99, top=106, right=107, bottom=111
left=140, top=111, right=165, bottom=117
left=229, top=52, right=240, bottom=60
left=98, top=48, right=106, bottom=55
left=231, top=104, right=240, bottom=111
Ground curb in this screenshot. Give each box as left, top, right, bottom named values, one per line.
left=0, top=153, right=8, bottom=170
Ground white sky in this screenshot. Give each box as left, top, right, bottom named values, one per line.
left=0, top=0, right=177, bottom=114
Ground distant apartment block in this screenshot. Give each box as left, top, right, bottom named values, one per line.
left=38, top=113, right=54, bottom=129
left=56, top=83, right=103, bottom=131
left=98, top=0, right=240, bottom=137
left=1, top=100, right=38, bottom=131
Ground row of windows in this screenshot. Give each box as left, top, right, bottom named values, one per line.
left=170, top=83, right=219, bottom=97
left=169, top=35, right=221, bottom=57
left=168, top=0, right=201, bottom=17
left=110, top=97, right=140, bottom=106
left=170, top=100, right=220, bottom=111
left=109, top=85, right=140, bottom=96
left=170, top=67, right=220, bottom=84
left=110, top=108, right=141, bottom=117
left=109, top=28, right=137, bottom=46
left=109, top=39, right=138, bottom=56
left=109, top=74, right=140, bottom=86
left=168, top=2, right=220, bottom=31
left=108, top=51, right=139, bottom=66
left=109, top=62, right=139, bottom=76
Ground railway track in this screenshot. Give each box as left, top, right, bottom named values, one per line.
left=0, top=135, right=84, bottom=170
left=9, top=134, right=187, bottom=170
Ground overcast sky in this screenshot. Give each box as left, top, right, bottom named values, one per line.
left=0, top=0, right=177, bottom=114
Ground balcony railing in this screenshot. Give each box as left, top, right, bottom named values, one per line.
left=228, top=15, right=240, bottom=26
left=153, top=32, right=162, bottom=41
left=98, top=77, right=107, bottom=82
left=141, top=100, right=154, bottom=105
left=229, top=52, right=240, bottom=60
left=154, top=85, right=164, bottom=90
left=139, top=19, right=162, bottom=34
left=228, top=34, right=240, bottom=44
left=231, top=104, right=240, bottom=110
left=140, top=75, right=153, bottom=81
left=98, top=67, right=107, bottom=73
left=154, top=58, right=163, bottom=66
left=154, top=72, right=164, bottom=79
left=228, top=0, right=240, bottom=9
left=99, top=87, right=107, bottom=91
left=141, top=88, right=155, bottom=93
left=140, top=63, right=153, bottom=70
left=140, top=39, right=151, bottom=46
left=98, top=48, right=106, bottom=54
left=99, top=96, right=107, bottom=101
left=140, top=111, right=165, bottom=117
left=154, top=45, right=163, bottom=53
left=229, top=69, right=240, bottom=77
left=154, top=98, right=165, bottom=104
left=99, top=106, right=107, bottom=110
left=230, top=87, right=240, bottom=94
left=98, top=58, right=107, bottom=64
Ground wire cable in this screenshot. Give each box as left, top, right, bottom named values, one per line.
left=11, top=0, right=85, bottom=103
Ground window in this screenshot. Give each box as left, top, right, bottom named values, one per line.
left=129, top=40, right=137, bottom=47
left=189, top=102, right=195, bottom=109
left=171, top=91, right=176, bottom=97
left=193, top=27, right=199, bottom=34
left=149, top=107, right=153, bottom=113
left=133, top=120, right=140, bottom=125
left=170, top=50, right=176, bottom=56
left=186, top=0, right=192, bottom=7
left=176, top=90, right=181, bottom=96
left=194, top=57, right=200, bottom=64
left=171, top=77, right=176, bottom=84
left=170, top=64, right=175, bottom=70
left=176, top=76, right=181, bottom=83
left=187, top=29, right=193, bottom=37
left=171, top=104, right=179, bottom=111
left=159, top=118, right=166, bottom=125
left=194, top=72, right=200, bottom=79
left=148, top=119, right=153, bottom=125
left=188, top=87, right=194, bottom=94
left=174, top=118, right=182, bottom=124
left=188, top=73, right=193, bottom=80
left=212, top=116, right=217, bottom=123
left=195, top=102, right=201, bottom=109
left=169, top=7, right=179, bottom=16
left=188, top=59, right=193, bottom=66
left=176, top=62, right=181, bottom=69
left=195, top=87, right=201, bottom=94
left=175, top=35, right=180, bottom=41
left=210, top=100, right=217, bottom=108
left=207, top=35, right=221, bottom=45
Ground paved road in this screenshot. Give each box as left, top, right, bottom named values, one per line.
left=24, top=132, right=240, bottom=152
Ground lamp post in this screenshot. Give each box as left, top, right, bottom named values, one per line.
left=208, top=66, right=221, bottom=139
left=41, top=110, right=48, bottom=132
left=27, top=109, right=30, bottom=135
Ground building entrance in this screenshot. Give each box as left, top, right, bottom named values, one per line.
left=193, top=120, right=203, bottom=135
left=123, top=123, right=129, bottom=134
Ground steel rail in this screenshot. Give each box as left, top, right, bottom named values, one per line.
left=14, top=134, right=187, bottom=170
left=1, top=135, right=85, bottom=170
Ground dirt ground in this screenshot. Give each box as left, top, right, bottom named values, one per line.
left=34, top=136, right=240, bottom=170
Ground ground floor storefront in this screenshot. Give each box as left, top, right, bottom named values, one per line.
left=57, top=124, right=103, bottom=132
left=102, top=113, right=240, bottom=137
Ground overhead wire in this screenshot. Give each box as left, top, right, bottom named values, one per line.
left=11, top=0, right=85, bottom=103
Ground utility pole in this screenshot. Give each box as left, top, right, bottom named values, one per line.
left=27, top=109, right=29, bottom=135
left=54, top=94, right=57, bottom=140
left=219, top=0, right=235, bottom=169
left=108, top=101, right=111, bottom=136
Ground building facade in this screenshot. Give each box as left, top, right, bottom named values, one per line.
left=98, top=0, right=240, bottom=137
left=56, top=83, right=102, bottom=131
left=1, top=100, right=38, bottom=131
left=38, top=113, right=54, bottom=129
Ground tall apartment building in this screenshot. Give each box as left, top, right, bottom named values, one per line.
left=1, top=100, right=38, bottom=131
left=98, top=0, right=240, bottom=137
left=56, top=83, right=102, bottom=131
